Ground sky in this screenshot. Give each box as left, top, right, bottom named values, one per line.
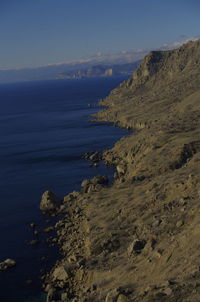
left=0, top=0, right=200, bottom=69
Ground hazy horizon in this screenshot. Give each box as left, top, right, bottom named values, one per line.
left=0, top=36, right=199, bottom=71
left=1, top=0, right=200, bottom=69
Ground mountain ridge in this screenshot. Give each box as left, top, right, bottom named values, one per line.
left=1, top=38, right=198, bottom=83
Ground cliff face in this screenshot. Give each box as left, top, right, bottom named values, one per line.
left=44, top=40, right=200, bottom=302
left=97, top=39, right=200, bottom=130
left=133, top=40, right=200, bottom=82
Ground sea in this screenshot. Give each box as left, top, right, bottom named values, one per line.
left=0, top=76, right=129, bottom=301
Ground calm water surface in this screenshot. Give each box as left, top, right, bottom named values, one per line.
left=0, top=77, right=129, bottom=301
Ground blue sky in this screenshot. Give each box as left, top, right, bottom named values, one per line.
left=0, top=0, right=199, bottom=68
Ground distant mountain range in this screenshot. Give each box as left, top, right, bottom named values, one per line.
left=58, top=62, right=140, bottom=79
left=0, top=38, right=198, bottom=83
left=0, top=57, right=144, bottom=83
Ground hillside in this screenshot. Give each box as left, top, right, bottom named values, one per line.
left=43, top=39, right=200, bottom=302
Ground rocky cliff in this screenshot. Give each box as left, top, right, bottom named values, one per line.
left=43, top=39, right=200, bottom=302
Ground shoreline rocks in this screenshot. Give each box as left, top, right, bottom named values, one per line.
left=40, top=190, right=61, bottom=214
left=83, top=151, right=102, bottom=163
left=81, top=175, right=109, bottom=193
left=0, top=259, right=16, bottom=271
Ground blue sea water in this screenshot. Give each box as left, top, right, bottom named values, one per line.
left=0, top=76, right=129, bottom=301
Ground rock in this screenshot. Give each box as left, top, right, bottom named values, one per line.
left=152, top=219, right=161, bottom=227
left=76, top=268, right=84, bottom=281
left=84, top=151, right=102, bottom=162
left=160, top=280, right=170, bottom=287
left=162, top=287, right=172, bottom=296
left=116, top=164, right=126, bottom=175
left=52, top=265, right=70, bottom=281
left=83, top=151, right=92, bottom=160
left=61, top=293, right=68, bottom=301
left=179, top=197, right=187, bottom=205
left=43, top=226, right=54, bottom=233
left=92, top=175, right=109, bottom=185
left=68, top=254, right=77, bottom=263
left=0, top=259, right=16, bottom=271
left=154, top=250, right=162, bottom=259
left=40, top=190, right=60, bottom=214
left=101, top=238, right=120, bottom=253
left=46, top=287, right=57, bottom=302
left=30, top=223, right=36, bottom=228
left=89, top=152, right=100, bottom=162
left=105, top=288, right=119, bottom=302
left=127, top=239, right=147, bottom=255
left=132, top=175, right=146, bottom=182
left=4, top=259, right=16, bottom=266
left=29, top=239, right=39, bottom=245
left=176, top=220, right=184, bottom=228
left=63, top=191, right=79, bottom=202
left=81, top=179, right=90, bottom=188
left=81, top=175, right=109, bottom=193
left=45, top=283, right=52, bottom=292
left=91, top=284, right=97, bottom=291
left=117, top=294, right=130, bottom=302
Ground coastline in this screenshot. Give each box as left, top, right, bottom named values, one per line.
left=41, top=92, right=133, bottom=302
left=0, top=76, right=129, bottom=302
left=42, top=39, right=200, bottom=302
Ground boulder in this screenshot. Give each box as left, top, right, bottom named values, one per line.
left=116, top=164, right=126, bottom=175
left=162, top=287, right=172, bottom=296
left=92, top=175, right=109, bottom=185
left=40, top=190, right=60, bottom=214
left=89, top=152, right=100, bottom=162
left=30, top=223, right=36, bottom=228
left=117, top=294, right=130, bottom=302
left=127, top=239, right=147, bottom=255
left=81, top=175, right=109, bottom=193
left=52, top=265, right=70, bottom=281
left=105, top=289, right=119, bottom=302
left=0, top=259, right=16, bottom=271
left=46, top=287, right=58, bottom=302
left=61, top=292, right=68, bottom=301
left=29, top=239, right=39, bottom=245
left=81, top=179, right=91, bottom=188
left=63, top=191, right=79, bottom=202
left=84, top=151, right=102, bottom=162
left=43, top=226, right=54, bottom=233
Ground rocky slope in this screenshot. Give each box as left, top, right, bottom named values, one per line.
left=42, top=39, right=200, bottom=302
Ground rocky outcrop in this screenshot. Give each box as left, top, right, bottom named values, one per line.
left=40, top=190, right=61, bottom=214
left=0, top=259, right=16, bottom=271
left=83, top=151, right=102, bottom=166
left=81, top=175, right=109, bottom=193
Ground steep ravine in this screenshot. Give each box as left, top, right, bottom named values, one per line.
left=42, top=39, right=200, bottom=302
